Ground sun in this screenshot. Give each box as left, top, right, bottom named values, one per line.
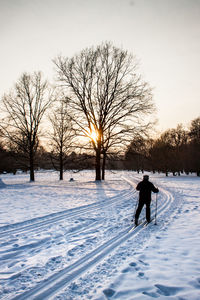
left=89, top=129, right=98, bottom=142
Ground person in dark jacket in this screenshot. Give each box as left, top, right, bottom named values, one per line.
left=135, top=175, right=159, bottom=225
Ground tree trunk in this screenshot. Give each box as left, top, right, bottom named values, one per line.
left=95, top=142, right=101, bottom=181
left=102, top=152, right=106, bottom=180
left=59, top=151, right=63, bottom=180
left=30, top=148, right=35, bottom=182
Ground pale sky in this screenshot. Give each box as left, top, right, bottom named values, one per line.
left=1, top=0, right=200, bottom=132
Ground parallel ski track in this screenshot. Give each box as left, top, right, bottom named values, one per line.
left=13, top=181, right=174, bottom=300
left=0, top=188, right=135, bottom=239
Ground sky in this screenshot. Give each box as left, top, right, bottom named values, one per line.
left=0, top=0, right=200, bottom=132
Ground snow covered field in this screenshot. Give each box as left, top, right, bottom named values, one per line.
left=0, top=170, right=199, bottom=299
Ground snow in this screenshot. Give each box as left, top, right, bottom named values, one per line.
left=0, top=170, right=200, bottom=299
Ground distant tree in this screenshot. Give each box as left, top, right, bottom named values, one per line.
left=49, top=98, right=75, bottom=180
left=35, top=145, right=52, bottom=170
left=149, top=133, right=173, bottom=176
left=161, top=125, right=188, bottom=175
left=125, top=135, right=152, bottom=173
left=148, top=125, right=188, bottom=176
left=189, top=117, right=200, bottom=141
left=169, top=125, right=188, bottom=175
left=54, top=42, right=155, bottom=180
left=0, top=72, right=53, bottom=181
left=188, top=117, right=200, bottom=176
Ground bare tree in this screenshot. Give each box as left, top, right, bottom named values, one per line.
left=160, top=125, right=188, bottom=175
left=125, top=135, right=153, bottom=173
left=54, top=42, right=155, bottom=180
left=188, top=117, right=200, bottom=176
left=49, top=97, right=75, bottom=180
left=0, top=72, right=53, bottom=181
left=148, top=125, right=188, bottom=176
left=189, top=117, right=200, bottom=141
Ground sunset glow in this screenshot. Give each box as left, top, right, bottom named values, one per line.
left=89, top=128, right=99, bottom=142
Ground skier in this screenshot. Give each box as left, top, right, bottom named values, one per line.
left=135, top=175, right=159, bottom=226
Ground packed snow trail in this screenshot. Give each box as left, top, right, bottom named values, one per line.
left=0, top=188, right=133, bottom=238
left=0, top=186, right=135, bottom=276
left=10, top=184, right=173, bottom=299
left=0, top=171, right=190, bottom=300
left=0, top=172, right=139, bottom=299
left=96, top=175, right=200, bottom=300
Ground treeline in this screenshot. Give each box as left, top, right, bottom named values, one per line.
left=0, top=145, right=94, bottom=175
left=0, top=116, right=199, bottom=177
left=0, top=145, right=122, bottom=175
left=125, top=117, right=200, bottom=176
left=0, top=42, right=199, bottom=180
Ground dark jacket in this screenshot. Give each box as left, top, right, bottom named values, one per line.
left=136, top=179, right=159, bottom=203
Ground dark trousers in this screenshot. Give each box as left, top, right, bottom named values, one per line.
left=135, top=200, right=151, bottom=222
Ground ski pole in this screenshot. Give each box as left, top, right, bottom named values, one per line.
left=155, top=193, right=158, bottom=225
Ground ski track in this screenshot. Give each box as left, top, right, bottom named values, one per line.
left=0, top=181, right=135, bottom=299
left=0, top=188, right=134, bottom=270
left=0, top=188, right=132, bottom=238
left=0, top=176, right=175, bottom=300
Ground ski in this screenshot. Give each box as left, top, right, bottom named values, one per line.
left=144, top=218, right=155, bottom=227
left=128, top=224, right=137, bottom=233
left=128, top=221, right=142, bottom=232
left=128, top=218, right=155, bottom=233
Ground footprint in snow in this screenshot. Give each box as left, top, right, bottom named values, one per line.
left=121, top=267, right=132, bottom=273
left=129, top=262, right=137, bottom=267
left=155, top=284, right=184, bottom=296
left=103, top=288, right=115, bottom=297
left=143, top=290, right=159, bottom=298
left=138, top=272, right=145, bottom=278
